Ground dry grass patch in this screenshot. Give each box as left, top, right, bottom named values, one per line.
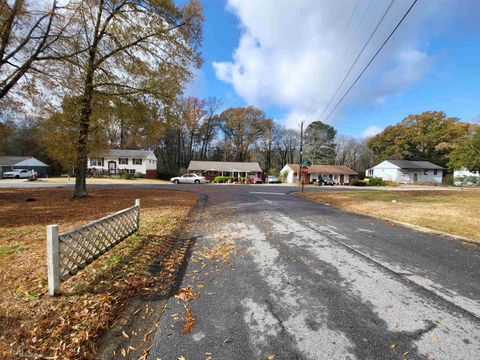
left=0, top=188, right=198, bottom=359
left=299, top=189, right=480, bottom=240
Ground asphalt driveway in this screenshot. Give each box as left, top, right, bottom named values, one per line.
left=145, top=185, right=479, bottom=360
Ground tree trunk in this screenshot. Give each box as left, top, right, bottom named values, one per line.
left=73, top=61, right=95, bottom=198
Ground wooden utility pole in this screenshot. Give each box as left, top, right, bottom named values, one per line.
left=300, top=121, right=304, bottom=191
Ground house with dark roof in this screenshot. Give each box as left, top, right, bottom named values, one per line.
left=366, top=160, right=444, bottom=184
left=0, top=156, right=49, bottom=178
left=280, top=164, right=357, bottom=185
left=187, top=161, right=262, bottom=180
left=88, top=149, right=157, bottom=178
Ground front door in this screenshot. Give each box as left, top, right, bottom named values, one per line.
left=108, top=161, right=117, bottom=174
left=340, top=174, right=344, bottom=184
left=413, top=172, right=418, bottom=183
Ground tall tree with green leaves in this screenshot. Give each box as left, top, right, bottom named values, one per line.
left=52, top=0, right=203, bottom=198
left=304, top=121, right=337, bottom=164
left=448, top=131, right=480, bottom=173
left=367, top=111, right=470, bottom=166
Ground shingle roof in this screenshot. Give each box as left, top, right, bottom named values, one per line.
left=0, top=156, right=34, bottom=166
left=384, top=160, right=444, bottom=170
left=15, top=158, right=49, bottom=167
left=287, top=164, right=357, bottom=175
left=97, top=149, right=155, bottom=159
left=188, top=161, right=262, bottom=172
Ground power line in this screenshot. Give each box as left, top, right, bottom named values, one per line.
left=324, top=0, right=419, bottom=123
left=318, top=0, right=396, bottom=121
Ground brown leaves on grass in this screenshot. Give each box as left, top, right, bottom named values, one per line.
left=0, top=188, right=198, bottom=359
left=181, top=306, right=196, bottom=334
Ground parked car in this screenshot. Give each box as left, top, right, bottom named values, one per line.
left=265, top=175, right=280, bottom=184
left=249, top=177, right=263, bottom=184
left=316, top=176, right=334, bottom=186
left=170, top=174, right=207, bottom=184
left=2, top=169, right=36, bottom=179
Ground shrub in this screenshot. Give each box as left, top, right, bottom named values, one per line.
left=444, top=174, right=454, bottom=186
left=122, top=171, right=133, bottom=180
left=214, top=176, right=230, bottom=183
left=351, top=179, right=367, bottom=186
left=367, top=177, right=386, bottom=186
left=134, top=172, right=144, bottom=178
left=280, top=170, right=289, bottom=183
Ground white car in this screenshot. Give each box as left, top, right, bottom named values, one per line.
left=170, top=174, right=207, bottom=184
left=265, top=175, right=280, bottom=184
left=3, top=169, right=36, bottom=179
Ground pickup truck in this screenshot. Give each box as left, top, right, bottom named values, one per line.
left=2, top=169, right=36, bottom=179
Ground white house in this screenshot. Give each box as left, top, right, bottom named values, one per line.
left=366, top=160, right=444, bottom=184
left=88, top=149, right=157, bottom=178
left=280, top=164, right=357, bottom=185
left=453, top=167, right=479, bottom=185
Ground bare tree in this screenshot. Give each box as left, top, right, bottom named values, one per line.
left=0, top=0, right=71, bottom=102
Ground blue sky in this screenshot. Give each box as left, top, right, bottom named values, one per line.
left=186, top=0, right=480, bottom=138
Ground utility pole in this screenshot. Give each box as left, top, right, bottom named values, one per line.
left=299, top=121, right=304, bottom=191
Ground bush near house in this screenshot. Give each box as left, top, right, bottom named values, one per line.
left=351, top=179, right=367, bottom=186
left=214, top=176, right=231, bottom=183
left=367, top=177, right=386, bottom=186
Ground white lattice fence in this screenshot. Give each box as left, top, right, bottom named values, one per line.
left=47, top=199, right=140, bottom=295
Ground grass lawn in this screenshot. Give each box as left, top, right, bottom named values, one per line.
left=0, top=188, right=198, bottom=359
left=298, top=189, right=480, bottom=241
left=36, top=177, right=171, bottom=184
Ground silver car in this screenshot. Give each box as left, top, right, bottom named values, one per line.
left=170, top=174, right=207, bottom=184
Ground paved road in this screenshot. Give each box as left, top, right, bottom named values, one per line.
left=144, top=185, right=480, bottom=360
left=1, top=181, right=478, bottom=358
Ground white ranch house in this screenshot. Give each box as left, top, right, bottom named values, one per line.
left=88, top=150, right=157, bottom=178
left=366, top=160, right=444, bottom=184
left=280, top=164, right=357, bottom=185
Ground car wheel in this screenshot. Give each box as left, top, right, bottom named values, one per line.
left=15, top=175, right=19, bottom=179
left=174, top=179, right=179, bottom=184
left=194, top=179, right=200, bottom=184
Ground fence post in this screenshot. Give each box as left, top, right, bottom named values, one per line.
left=135, top=199, right=140, bottom=235
left=46, top=224, right=60, bottom=296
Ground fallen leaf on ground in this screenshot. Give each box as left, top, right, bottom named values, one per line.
left=175, top=287, right=198, bottom=302
left=181, top=306, right=196, bottom=334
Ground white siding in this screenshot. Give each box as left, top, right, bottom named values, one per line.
left=280, top=165, right=297, bottom=184
left=88, top=153, right=157, bottom=175
left=372, top=161, right=443, bottom=184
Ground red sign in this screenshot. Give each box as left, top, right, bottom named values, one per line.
left=301, top=166, right=309, bottom=175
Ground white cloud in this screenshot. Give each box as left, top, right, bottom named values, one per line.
left=362, top=125, right=383, bottom=138
left=212, top=0, right=451, bottom=131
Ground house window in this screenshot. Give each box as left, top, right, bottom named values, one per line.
left=129, top=169, right=135, bottom=174
left=434, top=170, right=438, bottom=175
left=424, top=170, right=429, bottom=175
left=133, top=158, right=142, bottom=165
left=402, top=170, right=409, bottom=176
left=91, top=158, right=102, bottom=166
left=119, top=158, right=128, bottom=165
